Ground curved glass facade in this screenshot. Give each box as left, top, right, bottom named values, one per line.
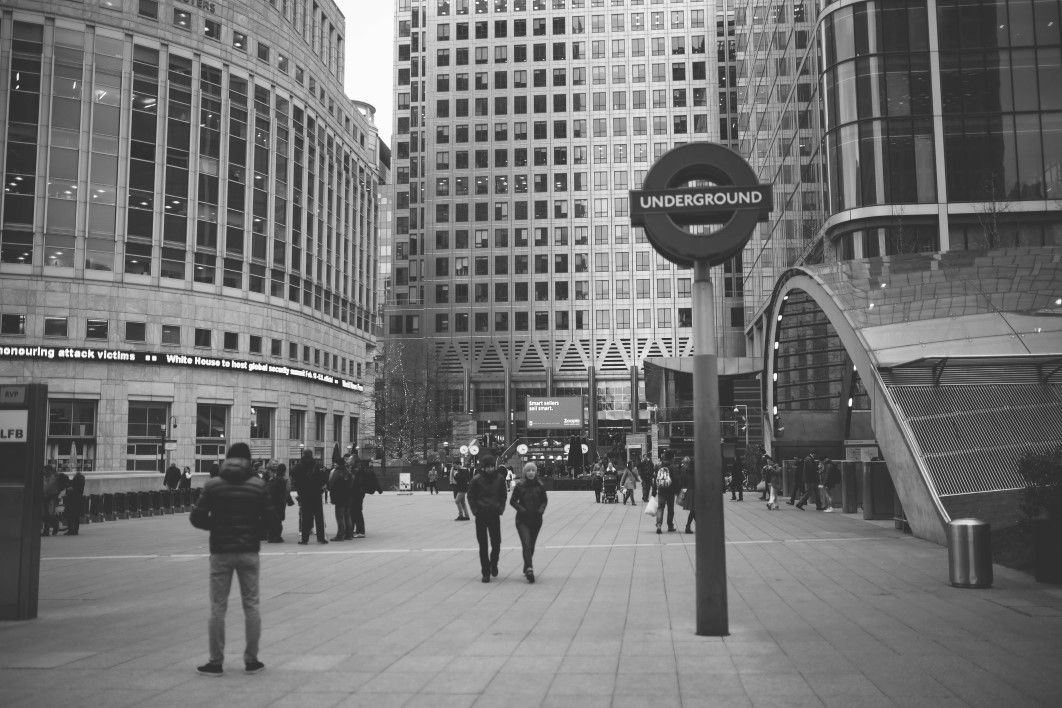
left=823, top=0, right=936, bottom=212
left=0, top=0, right=381, bottom=472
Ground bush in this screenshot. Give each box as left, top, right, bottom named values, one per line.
left=1018, top=446, right=1062, bottom=524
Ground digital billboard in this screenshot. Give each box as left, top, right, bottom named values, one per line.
left=525, top=396, right=583, bottom=429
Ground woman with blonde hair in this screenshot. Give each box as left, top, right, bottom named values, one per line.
left=509, top=461, right=548, bottom=583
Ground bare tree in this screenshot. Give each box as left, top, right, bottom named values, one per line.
left=374, top=338, right=455, bottom=463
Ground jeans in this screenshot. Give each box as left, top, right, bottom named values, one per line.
left=655, top=493, right=675, bottom=529
left=622, top=488, right=635, bottom=504
left=208, top=552, right=260, bottom=665
left=427, top=481, right=438, bottom=494
left=351, top=494, right=365, bottom=534
left=819, top=484, right=833, bottom=510
left=65, top=494, right=82, bottom=533
left=299, top=494, right=326, bottom=540
left=454, top=491, right=469, bottom=518
left=475, top=514, right=502, bottom=574
left=642, top=483, right=652, bottom=502
left=515, top=515, right=542, bottom=571
left=334, top=501, right=352, bottom=538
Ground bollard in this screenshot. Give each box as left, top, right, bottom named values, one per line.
left=128, top=491, right=140, bottom=518
left=102, top=493, right=115, bottom=521
left=947, top=519, right=993, bottom=588
left=114, top=493, right=127, bottom=519
left=145, top=491, right=157, bottom=516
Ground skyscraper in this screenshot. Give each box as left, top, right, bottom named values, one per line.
left=389, top=0, right=748, bottom=451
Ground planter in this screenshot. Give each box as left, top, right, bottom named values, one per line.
left=1032, top=517, right=1062, bottom=584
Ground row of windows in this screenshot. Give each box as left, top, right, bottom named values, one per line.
left=430, top=0, right=702, bottom=21
left=0, top=314, right=367, bottom=378
left=391, top=306, right=696, bottom=334
left=423, top=36, right=708, bottom=65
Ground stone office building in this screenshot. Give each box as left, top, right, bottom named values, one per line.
left=0, top=0, right=381, bottom=472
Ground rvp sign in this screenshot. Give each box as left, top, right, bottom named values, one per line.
left=0, top=410, right=28, bottom=443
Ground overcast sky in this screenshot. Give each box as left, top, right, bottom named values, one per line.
left=337, top=1, right=395, bottom=146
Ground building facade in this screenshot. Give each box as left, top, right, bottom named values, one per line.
left=389, top=0, right=757, bottom=452
left=0, top=0, right=381, bottom=472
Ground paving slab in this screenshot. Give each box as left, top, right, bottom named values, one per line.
left=1, top=491, right=1060, bottom=707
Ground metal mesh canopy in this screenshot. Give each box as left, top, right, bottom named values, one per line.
left=799, top=248, right=1062, bottom=367
left=772, top=247, right=1062, bottom=501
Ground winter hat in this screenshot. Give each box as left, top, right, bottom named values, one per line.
left=226, top=442, right=252, bottom=460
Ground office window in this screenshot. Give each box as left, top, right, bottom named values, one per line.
left=125, top=322, right=147, bottom=342
left=194, top=328, right=211, bottom=347
left=44, top=317, right=68, bottom=337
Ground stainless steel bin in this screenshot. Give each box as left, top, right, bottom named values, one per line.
left=947, top=518, right=993, bottom=588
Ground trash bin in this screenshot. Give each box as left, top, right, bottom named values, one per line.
left=947, top=518, right=993, bottom=588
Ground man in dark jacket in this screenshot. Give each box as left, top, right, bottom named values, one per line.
left=190, top=442, right=275, bottom=677
left=452, top=462, right=471, bottom=521
left=795, top=453, right=822, bottom=510
left=265, top=463, right=292, bottom=542
left=64, top=469, right=86, bottom=535
left=466, top=456, right=508, bottom=582
left=293, top=450, right=327, bottom=544
left=164, top=463, right=182, bottom=491
left=638, top=453, right=655, bottom=502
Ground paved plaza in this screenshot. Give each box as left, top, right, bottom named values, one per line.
left=1, top=490, right=1060, bottom=707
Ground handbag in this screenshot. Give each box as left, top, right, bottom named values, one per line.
left=677, top=488, right=688, bottom=507
left=644, top=495, right=658, bottom=516
left=756, top=480, right=766, bottom=492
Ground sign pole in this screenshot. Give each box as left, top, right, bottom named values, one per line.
left=693, top=260, right=728, bottom=636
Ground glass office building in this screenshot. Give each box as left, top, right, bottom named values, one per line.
left=0, top=0, right=381, bottom=472
left=389, top=0, right=755, bottom=449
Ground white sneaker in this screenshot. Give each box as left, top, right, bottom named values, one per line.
left=823, top=508, right=833, bottom=513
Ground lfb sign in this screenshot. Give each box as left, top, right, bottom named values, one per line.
left=629, top=143, right=772, bottom=267
left=0, top=409, right=28, bottom=443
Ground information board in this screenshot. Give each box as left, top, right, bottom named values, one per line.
left=526, top=397, right=583, bottom=429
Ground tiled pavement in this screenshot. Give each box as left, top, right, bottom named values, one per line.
left=1, top=490, right=1060, bottom=707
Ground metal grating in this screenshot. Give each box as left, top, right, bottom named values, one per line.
left=889, top=384, right=1062, bottom=496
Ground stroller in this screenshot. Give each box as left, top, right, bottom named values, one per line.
left=601, top=474, right=619, bottom=503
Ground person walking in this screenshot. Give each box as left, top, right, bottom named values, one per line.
left=293, top=450, right=328, bottom=544
left=328, top=460, right=355, bottom=540
left=763, top=455, right=781, bottom=510
left=427, top=464, right=439, bottom=495
left=41, top=465, right=60, bottom=536
left=653, top=452, right=677, bottom=534
left=190, top=442, right=275, bottom=676
left=350, top=457, right=377, bottom=538
left=510, top=461, right=548, bottom=583
left=638, top=453, right=655, bottom=502
left=591, top=462, right=603, bottom=503
left=619, top=460, right=639, bottom=505
left=682, top=457, right=696, bottom=534
left=265, top=463, right=292, bottom=542
left=63, top=468, right=86, bottom=535
left=819, top=458, right=838, bottom=512
left=179, top=466, right=193, bottom=490
left=466, top=457, right=507, bottom=583
left=505, top=465, right=515, bottom=493
left=795, top=453, right=822, bottom=510
left=730, top=462, right=745, bottom=501
left=786, top=455, right=805, bottom=506
left=451, top=460, right=471, bottom=520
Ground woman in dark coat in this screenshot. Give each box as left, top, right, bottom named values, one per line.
left=266, top=464, right=292, bottom=542
left=510, top=462, right=548, bottom=583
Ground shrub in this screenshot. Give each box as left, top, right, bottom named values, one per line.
left=1018, top=446, right=1062, bottom=525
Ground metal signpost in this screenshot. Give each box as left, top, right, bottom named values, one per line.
left=631, top=143, right=771, bottom=636
left=0, top=384, right=48, bottom=621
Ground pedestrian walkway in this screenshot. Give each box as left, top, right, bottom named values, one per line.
left=1, top=491, right=1060, bottom=707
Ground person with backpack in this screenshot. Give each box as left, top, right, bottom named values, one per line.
left=329, top=460, right=355, bottom=540
left=653, top=451, right=677, bottom=534
left=349, top=457, right=379, bottom=538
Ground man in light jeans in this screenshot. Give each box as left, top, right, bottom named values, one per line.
left=191, top=442, right=275, bottom=676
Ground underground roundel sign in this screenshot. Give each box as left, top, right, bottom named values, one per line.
left=629, top=143, right=772, bottom=267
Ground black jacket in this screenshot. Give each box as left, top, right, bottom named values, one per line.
left=467, top=468, right=507, bottom=517
left=190, top=458, right=276, bottom=554
left=292, top=453, right=321, bottom=495
left=510, top=478, right=548, bottom=520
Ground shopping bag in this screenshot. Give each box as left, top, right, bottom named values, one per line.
left=644, top=496, right=658, bottom=516
left=756, top=480, right=766, bottom=492
left=677, top=488, right=688, bottom=507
